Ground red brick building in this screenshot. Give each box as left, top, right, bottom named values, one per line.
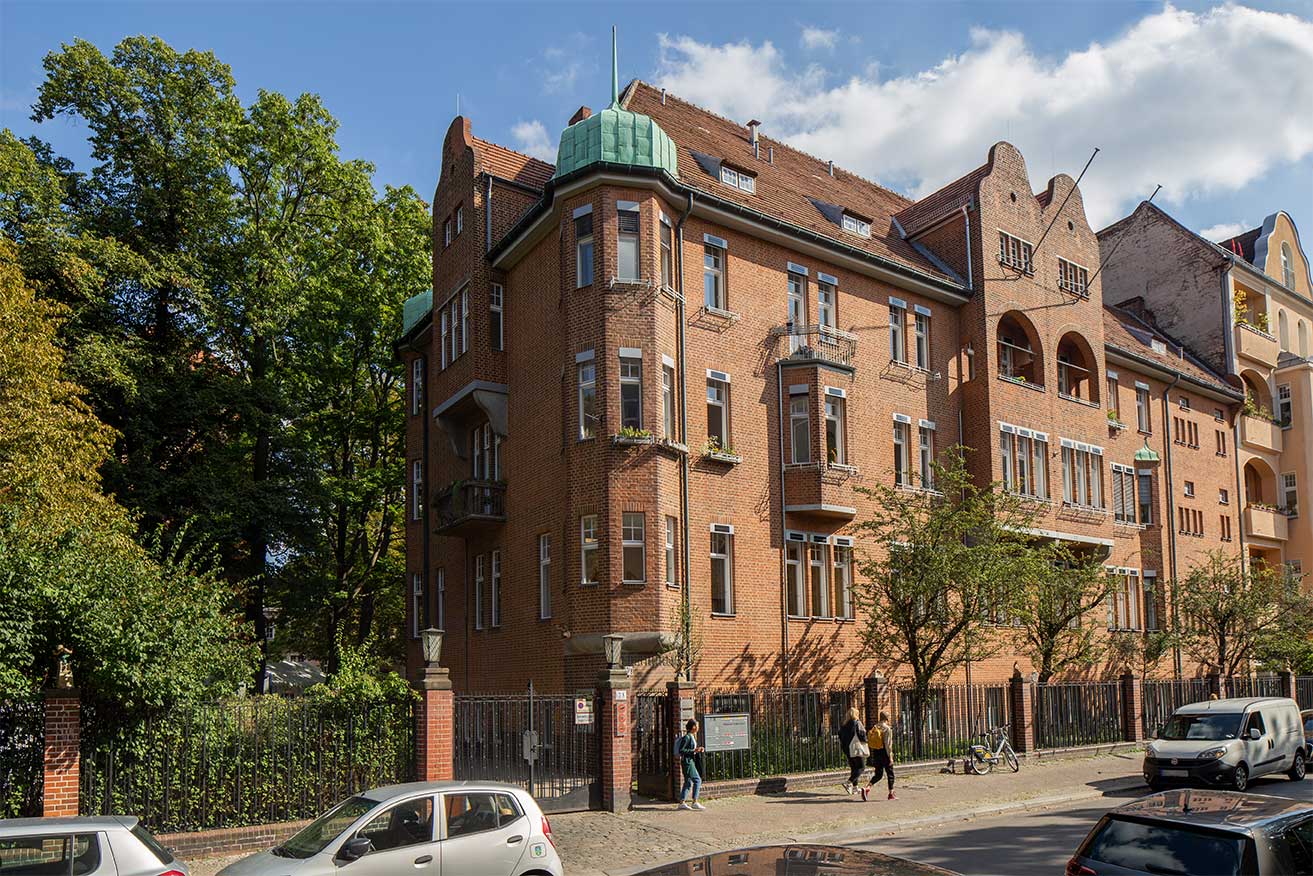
left=397, top=74, right=1247, bottom=694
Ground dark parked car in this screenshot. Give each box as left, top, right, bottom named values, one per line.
left=1302, top=709, right=1313, bottom=749
left=1068, top=790, right=1313, bottom=876
left=632, top=844, right=958, bottom=875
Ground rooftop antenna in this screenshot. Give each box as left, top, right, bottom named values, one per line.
left=1030, top=147, right=1099, bottom=261
left=610, top=25, right=620, bottom=108
left=1088, top=184, right=1163, bottom=290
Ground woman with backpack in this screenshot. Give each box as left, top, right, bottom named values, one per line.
left=676, top=719, right=706, bottom=810
left=863, top=711, right=897, bottom=801
left=838, top=707, right=869, bottom=796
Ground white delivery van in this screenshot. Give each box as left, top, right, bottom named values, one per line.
left=1143, top=697, right=1305, bottom=792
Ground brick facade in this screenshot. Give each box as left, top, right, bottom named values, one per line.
left=42, top=689, right=80, bottom=817
left=403, top=80, right=1253, bottom=696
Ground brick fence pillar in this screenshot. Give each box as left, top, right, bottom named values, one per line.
left=1206, top=670, right=1222, bottom=699
left=1279, top=669, right=1297, bottom=705
left=43, top=688, right=80, bottom=817
left=665, top=679, right=695, bottom=801
left=863, top=672, right=884, bottom=730
left=414, top=667, right=454, bottom=782
left=1009, top=672, right=1034, bottom=754
left=1121, top=672, right=1144, bottom=743
left=596, top=668, right=631, bottom=813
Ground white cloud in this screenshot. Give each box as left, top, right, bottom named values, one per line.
left=511, top=120, right=555, bottom=162
left=655, top=5, right=1313, bottom=228
left=1199, top=221, right=1251, bottom=242
left=800, top=27, right=839, bottom=51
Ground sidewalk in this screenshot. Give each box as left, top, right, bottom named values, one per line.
left=188, top=751, right=1144, bottom=876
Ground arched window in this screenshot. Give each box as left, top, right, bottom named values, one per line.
left=1279, top=310, right=1290, bottom=350
left=1056, top=332, right=1099, bottom=403
left=1282, top=242, right=1296, bottom=289
left=996, top=313, right=1042, bottom=386
left=1301, top=321, right=1310, bottom=358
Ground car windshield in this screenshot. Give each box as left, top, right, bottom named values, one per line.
left=275, top=796, right=376, bottom=859
left=1082, top=817, right=1248, bottom=876
left=1161, top=713, right=1241, bottom=741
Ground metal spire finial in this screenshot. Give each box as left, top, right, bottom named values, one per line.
left=610, top=26, right=619, bottom=108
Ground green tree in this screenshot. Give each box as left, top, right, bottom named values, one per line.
left=1177, top=550, right=1313, bottom=677
left=1010, top=542, right=1117, bottom=682
left=853, top=449, right=1036, bottom=752
left=0, top=240, right=255, bottom=704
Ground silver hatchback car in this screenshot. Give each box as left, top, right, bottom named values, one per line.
left=217, top=782, right=562, bottom=876
left=0, top=816, right=188, bottom=876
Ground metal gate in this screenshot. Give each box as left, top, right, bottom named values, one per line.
left=632, top=694, right=671, bottom=798
left=454, top=685, right=599, bottom=812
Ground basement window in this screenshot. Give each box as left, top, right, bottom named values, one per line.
left=842, top=213, right=871, bottom=238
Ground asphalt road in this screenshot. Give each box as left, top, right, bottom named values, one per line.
left=848, top=775, right=1313, bottom=876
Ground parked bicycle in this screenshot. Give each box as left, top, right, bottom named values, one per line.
left=965, top=724, right=1020, bottom=774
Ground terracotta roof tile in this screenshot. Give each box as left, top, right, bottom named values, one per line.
left=893, top=164, right=988, bottom=236
left=1103, top=305, right=1237, bottom=397
left=472, top=137, right=555, bottom=190
left=624, top=81, right=960, bottom=286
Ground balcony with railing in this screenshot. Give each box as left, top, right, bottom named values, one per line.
left=783, top=461, right=859, bottom=518
left=1244, top=503, right=1289, bottom=542
left=771, top=323, right=858, bottom=370
left=433, top=479, right=506, bottom=536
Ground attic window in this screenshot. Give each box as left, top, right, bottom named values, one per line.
left=842, top=213, right=871, bottom=238
left=1151, top=339, right=1168, bottom=355
left=720, top=165, right=756, bottom=194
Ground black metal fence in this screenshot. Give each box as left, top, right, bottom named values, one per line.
left=0, top=696, right=44, bottom=819
left=1226, top=675, right=1284, bottom=699
left=1034, top=682, right=1123, bottom=749
left=694, top=688, right=863, bottom=781
left=1299, top=676, right=1313, bottom=707
left=891, top=683, right=1008, bottom=765
left=453, top=692, right=598, bottom=812
left=632, top=693, right=670, bottom=797
left=80, top=697, right=414, bottom=833
left=1142, top=678, right=1211, bottom=737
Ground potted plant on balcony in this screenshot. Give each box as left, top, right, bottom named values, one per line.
left=1107, top=408, right=1126, bottom=430
left=612, top=425, right=655, bottom=446
left=702, top=436, right=741, bottom=464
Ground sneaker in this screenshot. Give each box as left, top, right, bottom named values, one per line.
left=860, top=786, right=869, bottom=802
left=692, top=802, right=706, bottom=810
left=842, top=782, right=853, bottom=796
left=678, top=802, right=692, bottom=810
left=888, top=791, right=897, bottom=801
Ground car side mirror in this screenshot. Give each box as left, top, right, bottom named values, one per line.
left=1249, top=728, right=1262, bottom=741
left=338, top=837, right=374, bottom=862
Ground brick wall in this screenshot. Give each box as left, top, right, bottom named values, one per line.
left=42, top=690, right=79, bottom=817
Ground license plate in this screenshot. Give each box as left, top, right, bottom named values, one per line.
left=1162, top=769, right=1188, bottom=777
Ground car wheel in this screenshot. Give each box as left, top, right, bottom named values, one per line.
left=1289, top=751, right=1307, bottom=781
left=1233, top=763, right=1249, bottom=792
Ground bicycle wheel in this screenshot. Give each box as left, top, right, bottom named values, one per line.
left=1004, top=746, right=1020, bottom=773
left=973, top=748, right=994, bottom=775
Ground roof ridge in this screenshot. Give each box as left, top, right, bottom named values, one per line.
left=472, top=135, right=556, bottom=172
left=630, top=79, right=914, bottom=206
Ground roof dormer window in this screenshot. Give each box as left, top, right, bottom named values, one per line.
left=720, top=165, right=756, bottom=194
left=842, top=213, right=871, bottom=238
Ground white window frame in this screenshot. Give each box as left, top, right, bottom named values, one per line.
left=1283, top=472, right=1299, bottom=518
left=665, top=516, right=677, bottom=589
left=703, top=243, right=726, bottom=310
left=999, top=423, right=1049, bottom=500
left=622, top=512, right=646, bottom=583
left=411, top=358, right=423, bottom=416
left=809, top=541, right=831, bottom=618
left=1061, top=439, right=1104, bottom=509
left=889, top=299, right=907, bottom=364
left=411, top=459, right=423, bottom=521
left=662, top=363, right=676, bottom=438
left=1111, top=463, right=1137, bottom=524
left=490, top=549, right=501, bottom=628
left=817, top=281, right=836, bottom=330
left=539, top=535, right=551, bottom=620
left=474, top=554, right=485, bottom=631
left=914, top=310, right=930, bottom=369
left=1136, top=384, right=1151, bottom=432
left=706, top=374, right=730, bottom=449
left=842, top=213, right=871, bottom=238
left=460, top=288, right=469, bottom=355
left=411, top=572, right=422, bottom=639
left=490, top=283, right=504, bottom=351
left=575, top=211, right=594, bottom=287
left=440, top=311, right=449, bottom=369
left=785, top=537, right=805, bottom=617
left=918, top=423, right=934, bottom=489
left=1137, top=469, right=1153, bottom=524
left=710, top=526, right=734, bottom=615
left=893, top=418, right=910, bottom=486
left=1143, top=571, right=1159, bottom=631
left=834, top=543, right=853, bottom=620
left=998, top=230, right=1034, bottom=273
left=1184, top=480, right=1195, bottom=498
left=580, top=515, right=599, bottom=585
left=1278, top=384, right=1292, bottom=428
left=444, top=218, right=452, bottom=248
left=1058, top=257, right=1089, bottom=296
left=660, top=221, right=674, bottom=288
left=825, top=394, right=846, bottom=465
left=617, top=203, right=641, bottom=281
left=619, top=354, right=643, bottom=431
left=456, top=204, right=463, bottom=236
left=578, top=360, right=597, bottom=439
left=790, top=393, right=810, bottom=464
left=436, top=568, right=445, bottom=631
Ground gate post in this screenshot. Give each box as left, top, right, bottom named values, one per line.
left=1279, top=669, right=1297, bottom=705
left=43, top=687, right=81, bottom=817
left=1206, top=669, right=1222, bottom=699
left=1009, top=671, right=1035, bottom=754
left=414, top=664, right=454, bottom=782
left=665, top=679, right=695, bottom=801
left=596, top=667, right=632, bottom=813
left=863, top=672, right=884, bottom=731
left=1121, top=672, right=1143, bottom=743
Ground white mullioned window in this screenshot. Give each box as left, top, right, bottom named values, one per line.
left=439, top=311, right=449, bottom=369
left=706, top=372, right=730, bottom=450
left=918, top=422, right=935, bottom=489
left=1111, top=463, right=1137, bottom=524
left=817, top=281, right=836, bottom=330
left=539, top=534, right=551, bottom=620
left=619, top=355, right=643, bottom=431
left=787, top=271, right=806, bottom=353
left=665, top=516, right=677, bottom=588
left=834, top=542, right=853, bottom=620
left=460, top=288, right=469, bottom=355
left=580, top=515, right=599, bottom=584
left=889, top=298, right=907, bottom=363
left=786, top=539, right=805, bottom=617
left=1136, top=384, right=1151, bottom=432
left=456, top=205, right=463, bottom=236
left=703, top=242, right=726, bottom=310
left=1278, top=384, right=1292, bottom=427
left=490, top=549, right=501, bottom=628
left=720, top=165, right=755, bottom=193
left=411, top=358, right=423, bottom=416
left=790, top=392, right=810, bottom=464
left=1061, top=439, right=1104, bottom=509
left=1283, top=473, right=1299, bottom=517
left=617, top=203, right=641, bottom=281
left=489, top=283, right=504, bottom=351
left=474, top=554, right=485, bottom=630
left=578, top=359, right=597, bottom=439
left=999, top=423, right=1049, bottom=499
left=710, top=526, right=734, bottom=614
left=622, top=512, right=645, bottom=583
left=411, top=459, right=423, bottom=521
left=825, top=392, right=846, bottom=465
left=575, top=210, right=594, bottom=287
left=998, top=230, right=1033, bottom=272
left=662, top=363, right=676, bottom=438
left=660, top=220, right=673, bottom=288
left=1058, top=258, right=1089, bottom=295
left=914, top=308, right=930, bottom=369
left=842, top=213, right=871, bottom=238
left=809, top=541, right=830, bottom=618
left=893, top=418, right=911, bottom=486
left=443, top=219, right=451, bottom=248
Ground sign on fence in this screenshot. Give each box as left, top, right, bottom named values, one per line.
left=522, top=729, right=539, bottom=763
left=574, top=692, right=593, bottom=726
left=703, top=713, right=750, bottom=752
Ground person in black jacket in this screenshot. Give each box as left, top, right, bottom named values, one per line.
left=837, top=707, right=868, bottom=796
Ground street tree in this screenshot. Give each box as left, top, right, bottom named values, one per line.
left=1010, top=542, right=1117, bottom=682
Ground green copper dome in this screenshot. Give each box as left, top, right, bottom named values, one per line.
left=553, top=29, right=678, bottom=180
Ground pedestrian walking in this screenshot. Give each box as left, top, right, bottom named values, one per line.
left=862, top=711, right=897, bottom=801
left=838, top=707, right=869, bottom=796
left=676, top=719, right=706, bottom=810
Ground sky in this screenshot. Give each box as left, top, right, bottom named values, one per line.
left=2, top=0, right=1311, bottom=243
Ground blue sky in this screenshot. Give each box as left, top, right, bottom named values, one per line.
left=3, top=1, right=1310, bottom=243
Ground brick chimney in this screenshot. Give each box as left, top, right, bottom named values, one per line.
left=569, top=106, right=592, bottom=125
